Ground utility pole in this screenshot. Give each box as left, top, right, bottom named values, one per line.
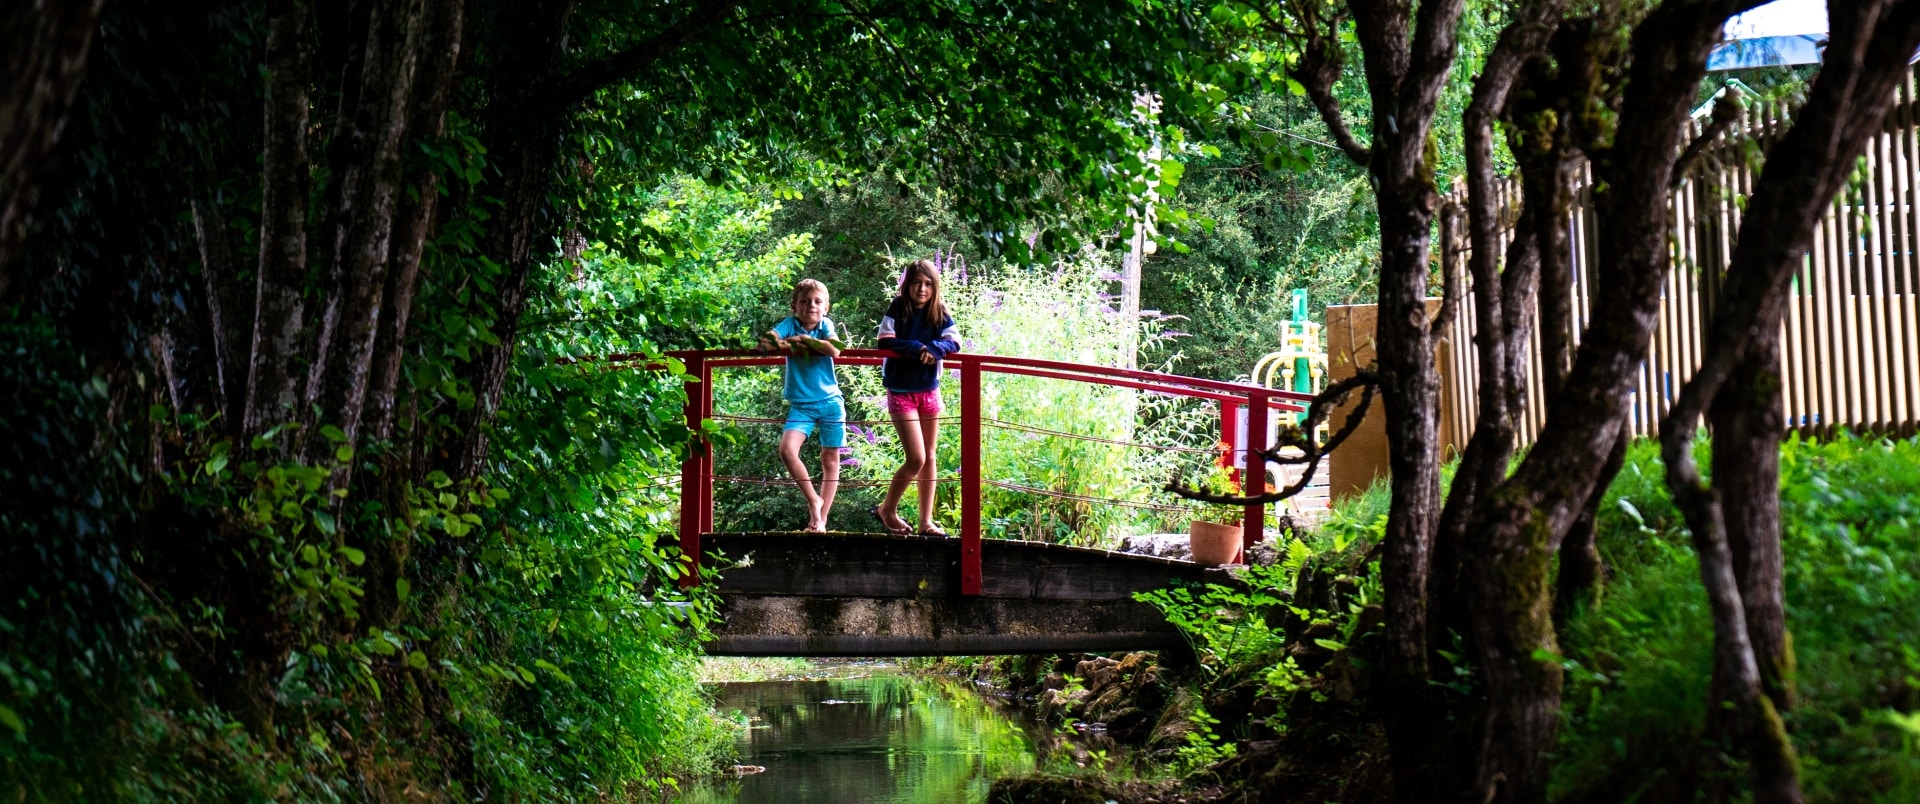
left=1120, top=93, right=1162, bottom=370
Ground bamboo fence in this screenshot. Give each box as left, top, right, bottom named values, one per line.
left=1438, top=64, right=1920, bottom=447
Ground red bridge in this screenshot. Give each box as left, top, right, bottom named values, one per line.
left=638, top=348, right=1317, bottom=655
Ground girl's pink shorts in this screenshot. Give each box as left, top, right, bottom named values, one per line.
left=885, top=390, right=943, bottom=416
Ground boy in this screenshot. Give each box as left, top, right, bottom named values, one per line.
left=759, top=278, right=844, bottom=531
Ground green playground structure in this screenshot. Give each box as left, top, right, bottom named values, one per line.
left=1252, top=289, right=1328, bottom=443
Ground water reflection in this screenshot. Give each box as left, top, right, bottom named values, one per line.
left=687, top=670, right=1039, bottom=804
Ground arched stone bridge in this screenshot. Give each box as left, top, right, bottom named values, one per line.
left=701, top=533, right=1236, bottom=656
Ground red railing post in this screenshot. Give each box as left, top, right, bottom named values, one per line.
left=1243, top=391, right=1269, bottom=554
left=696, top=359, right=715, bottom=536
left=1219, top=400, right=1240, bottom=480
left=678, top=354, right=709, bottom=589
left=960, top=356, right=983, bottom=596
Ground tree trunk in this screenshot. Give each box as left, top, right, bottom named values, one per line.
left=191, top=195, right=252, bottom=422
left=1341, top=0, right=1467, bottom=796
left=366, top=0, right=465, bottom=445
left=0, top=0, right=104, bottom=297
left=444, top=0, right=740, bottom=480
left=300, top=0, right=431, bottom=469
left=1554, top=426, right=1622, bottom=629
left=1459, top=2, right=1748, bottom=799
left=245, top=0, right=315, bottom=438
left=442, top=0, right=577, bottom=481
left=1709, top=326, right=1791, bottom=709
left=1431, top=0, right=1564, bottom=658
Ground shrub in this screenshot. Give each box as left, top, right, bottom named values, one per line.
left=1552, top=433, right=1920, bottom=801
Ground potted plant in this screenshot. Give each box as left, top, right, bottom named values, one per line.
left=1188, top=462, right=1244, bottom=566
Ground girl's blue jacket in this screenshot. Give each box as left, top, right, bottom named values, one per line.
left=876, top=296, right=960, bottom=393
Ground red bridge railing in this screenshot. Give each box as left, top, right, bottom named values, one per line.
left=656, top=348, right=1314, bottom=596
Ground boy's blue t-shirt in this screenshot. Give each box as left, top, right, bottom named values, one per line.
left=771, top=316, right=842, bottom=403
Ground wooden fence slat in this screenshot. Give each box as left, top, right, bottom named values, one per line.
left=1432, top=77, right=1920, bottom=447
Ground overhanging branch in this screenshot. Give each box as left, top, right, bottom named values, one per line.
left=544, top=0, right=740, bottom=114
left=1167, top=372, right=1380, bottom=506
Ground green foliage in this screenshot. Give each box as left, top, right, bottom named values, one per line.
left=1139, top=91, right=1382, bottom=380
left=1552, top=434, right=1920, bottom=801
left=1136, top=507, right=1379, bottom=694
left=443, top=174, right=822, bottom=797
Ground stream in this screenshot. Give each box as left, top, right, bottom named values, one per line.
left=684, top=661, right=1049, bottom=804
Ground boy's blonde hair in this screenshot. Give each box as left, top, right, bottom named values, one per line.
left=790, top=278, right=829, bottom=311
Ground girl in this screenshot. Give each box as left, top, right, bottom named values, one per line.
left=759, top=278, right=844, bottom=532
left=874, top=259, right=961, bottom=536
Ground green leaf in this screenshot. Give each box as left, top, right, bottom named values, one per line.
left=1157, top=158, right=1185, bottom=188
left=533, top=659, right=575, bottom=685
left=206, top=453, right=229, bottom=475
left=320, top=424, right=348, bottom=443
left=335, top=445, right=355, bottom=463
left=395, top=578, right=411, bottom=602
left=408, top=650, right=430, bottom=670
left=0, top=703, right=23, bottom=736
left=340, top=546, right=366, bottom=566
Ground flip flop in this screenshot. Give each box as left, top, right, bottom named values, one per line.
left=917, top=525, right=948, bottom=538
left=869, top=505, right=910, bottom=535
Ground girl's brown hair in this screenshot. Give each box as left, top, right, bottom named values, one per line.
left=898, top=259, right=947, bottom=321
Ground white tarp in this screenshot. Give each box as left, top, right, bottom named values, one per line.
left=1711, top=0, right=1829, bottom=69
left=1709, top=0, right=1920, bottom=70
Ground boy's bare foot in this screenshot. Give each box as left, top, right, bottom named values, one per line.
left=917, top=523, right=947, bottom=537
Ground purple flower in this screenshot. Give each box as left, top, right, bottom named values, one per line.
left=840, top=456, right=861, bottom=467
left=1097, top=270, right=1123, bottom=282
left=1163, top=330, right=1191, bottom=338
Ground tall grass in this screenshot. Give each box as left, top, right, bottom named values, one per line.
left=1552, top=434, right=1920, bottom=801
left=831, top=252, right=1219, bottom=546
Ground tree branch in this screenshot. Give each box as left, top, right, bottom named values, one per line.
left=1672, top=89, right=1745, bottom=187
left=1273, top=3, right=1371, bottom=166
left=544, top=0, right=740, bottom=114
left=1167, top=372, right=1380, bottom=506
left=1430, top=200, right=1465, bottom=338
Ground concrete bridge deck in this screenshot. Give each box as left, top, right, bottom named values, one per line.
left=701, top=533, right=1236, bottom=656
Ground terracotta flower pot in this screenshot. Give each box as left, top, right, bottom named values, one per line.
left=1188, top=519, right=1243, bottom=566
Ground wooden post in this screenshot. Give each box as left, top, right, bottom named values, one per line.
left=960, top=356, right=983, bottom=596
left=678, top=354, right=707, bottom=588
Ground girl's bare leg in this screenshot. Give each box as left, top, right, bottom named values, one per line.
left=780, top=429, right=823, bottom=530
left=817, top=447, right=841, bottom=531
left=880, top=409, right=923, bottom=533
left=915, top=414, right=942, bottom=533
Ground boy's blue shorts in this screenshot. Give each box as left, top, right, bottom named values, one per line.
left=783, top=397, right=846, bottom=449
